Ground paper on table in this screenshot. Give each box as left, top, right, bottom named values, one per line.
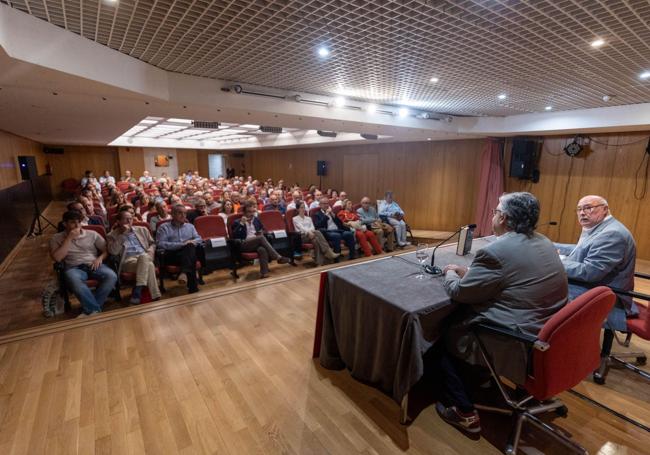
left=210, top=237, right=227, bottom=247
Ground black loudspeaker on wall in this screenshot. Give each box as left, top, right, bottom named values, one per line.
left=18, top=156, right=38, bottom=181
left=509, top=138, right=540, bottom=183
left=316, top=160, right=328, bottom=176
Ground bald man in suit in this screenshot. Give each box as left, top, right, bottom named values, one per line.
left=555, top=195, right=636, bottom=379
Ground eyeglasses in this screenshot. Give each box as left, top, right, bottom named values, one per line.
left=492, top=208, right=502, bottom=215
left=576, top=204, right=605, bottom=214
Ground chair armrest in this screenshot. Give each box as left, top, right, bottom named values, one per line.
left=568, top=279, right=650, bottom=302
left=472, top=322, right=550, bottom=352
left=634, top=272, right=650, bottom=281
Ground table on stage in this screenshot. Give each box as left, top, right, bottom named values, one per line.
left=312, top=238, right=491, bottom=423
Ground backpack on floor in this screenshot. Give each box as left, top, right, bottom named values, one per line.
left=41, top=280, right=65, bottom=317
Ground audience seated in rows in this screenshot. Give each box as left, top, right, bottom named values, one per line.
left=50, top=210, right=118, bottom=317
left=107, top=210, right=161, bottom=303
left=99, top=170, right=115, bottom=186
left=58, top=168, right=413, bottom=310
left=379, top=191, right=409, bottom=247
left=232, top=201, right=291, bottom=278
left=313, top=197, right=356, bottom=260
left=337, top=199, right=383, bottom=256
left=292, top=201, right=339, bottom=265
left=357, top=196, right=396, bottom=252
left=155, top=205, right=203, bottom=294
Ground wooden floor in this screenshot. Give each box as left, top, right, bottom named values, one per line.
left=1, top=202, right=649, bottom=454
left=0, top=274, right=649, bottom=454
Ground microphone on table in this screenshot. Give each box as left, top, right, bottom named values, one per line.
left=424, top=224, right=477, bottom=275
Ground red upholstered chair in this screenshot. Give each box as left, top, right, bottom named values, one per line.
left=226, top=213, right=259, bottom=270
left=209, top=207, right=221, bottom=215
left=194, top=215, right=236, bottom=277
left=309, top=207, right=320, bottom=218
left=116, top=181, right=131, bottom=192
left=155, top=218, right=171, bottom=233
left=83, top=224, right=106, bottom=239
left=132, top=220, right=151, bottom=232
left=472, top=286, right=616, bottom=455
left=61, top=178, right=80, bottom=199
left=258, top=211, right=295, bottom=263
left=593, top=274, right=650, bottom=384
left=352, top=203, right=362, bottom=212
left=332, top=205, right=342, bottom=215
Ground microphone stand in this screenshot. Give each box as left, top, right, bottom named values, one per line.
left=424, top=228, right=464, bottom=275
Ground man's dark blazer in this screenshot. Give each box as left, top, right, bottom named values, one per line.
left=232, top=217, right=265, bottom=241
left=312, top=210, right=349, bottom=232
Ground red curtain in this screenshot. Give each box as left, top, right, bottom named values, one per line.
left=473, top=138, right=505, bottom=237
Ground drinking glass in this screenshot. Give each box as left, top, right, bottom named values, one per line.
left=415, top=243, right=428, bottom=279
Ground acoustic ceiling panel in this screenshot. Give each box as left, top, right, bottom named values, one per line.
left=3, top=0, right=650, bottom=116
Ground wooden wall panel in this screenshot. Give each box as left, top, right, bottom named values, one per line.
left=0, top=130, right=46, bottom=190
left=118, top=147, right=145, bottom=178
left=249, top=140, right=485, bottom=231
left=176, top=149, right=198, bottom=176
left=505, top=132, right=650, bottom=259
left=46, top=146, right=119, bottom=198
left=197, top=151, right=210, bottom=177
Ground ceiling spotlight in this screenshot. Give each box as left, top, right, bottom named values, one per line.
left=430, top=77, right=439, bottom=83
left=366, top=103, right=377, bottom=114
left=333, top=96, right=346, bottom=107
left=427, top=138, right=432, bottom=141
left=398, top=107, right=409, bottom=118
left=545, top=106, right=553, bottom=111
left=590, top=38, right=605, bottom=48
left=497, top=93, right=507, bottom=100
left=318, top=47, right=330, bottom=57
left=640, top=71, right=650, bottom=80
left=602, top=95, right=612, bottom=102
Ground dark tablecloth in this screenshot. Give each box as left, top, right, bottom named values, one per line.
left=318, top=239, right=489, bottom=403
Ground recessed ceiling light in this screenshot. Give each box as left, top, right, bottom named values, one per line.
left=240, top=124, right=260, bottom=129
left=140, top=119, right=158, bottom=124
left=545, top=106, right=553, bottom=111
left=333, top=96, right=346, bottom=107
left=317, top=47, right=329, bottom=57
left=590, top=38, right=605, bottom=48
left=497, top=94, right=507, bottom=100
left=168, top=118, right=192, bottom=124
left=366, top=103, right=377, bottom=114
left=427, top=138, right=432, bottom=141
left=398, top=107, right=409, bottom=118
left=429, top=77, right=439, bottom=83
left=640, top=71, right=650, bottom=80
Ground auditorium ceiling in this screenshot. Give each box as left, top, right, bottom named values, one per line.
left=2, top=0, right=649, bottom=117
